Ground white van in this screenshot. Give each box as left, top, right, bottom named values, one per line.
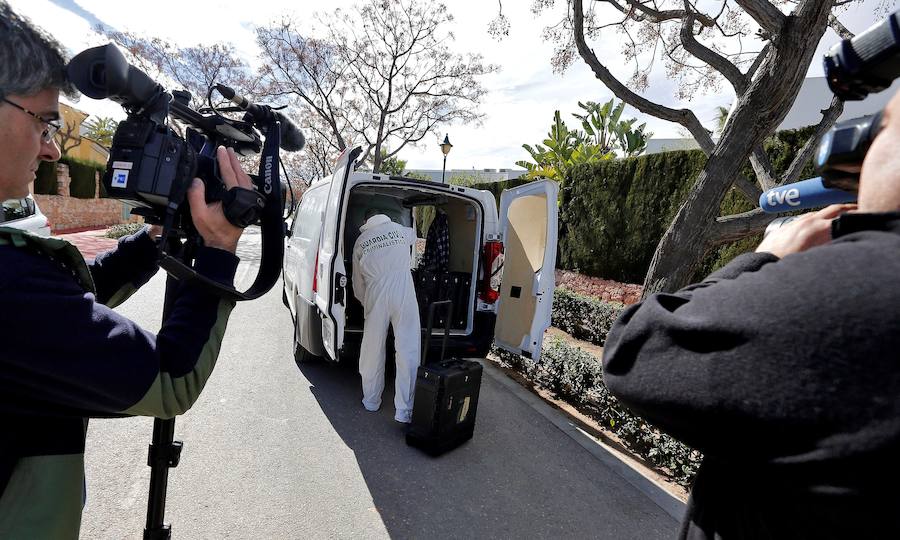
left=283, top=146, right=558, bottom=364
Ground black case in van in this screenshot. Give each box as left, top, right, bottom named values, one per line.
left=406, top=301, right=483, bottom=455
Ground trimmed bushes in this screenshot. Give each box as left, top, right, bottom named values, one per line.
left=62, top=156, right=104, bottom=199
left=34, top=160, right=58, bottom=195
left=493, top=337, right=702, bottom=487
left=105, top=223, right=145, bottom=239
left=552, top=288, right=625, bottom=346
left=558, top=126, right=819, bottom=284
left=32, top=156, right=106, bottom=199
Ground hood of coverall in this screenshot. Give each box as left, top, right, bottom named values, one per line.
left=360, top=214, right=392, bottom=232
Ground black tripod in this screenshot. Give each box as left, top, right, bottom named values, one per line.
left=143, top=235, right=194, bottom=540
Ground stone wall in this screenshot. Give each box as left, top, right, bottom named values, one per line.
left=34, top=163, right=138, bottom=233
left=555, top=269, right=643, bottom=305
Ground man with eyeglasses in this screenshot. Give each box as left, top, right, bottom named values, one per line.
left=0, top=3, right=254, bottom=537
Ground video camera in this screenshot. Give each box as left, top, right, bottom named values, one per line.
left=760, top=11, right=900, bottom=215
left=66, top=44, right=304, bottom=300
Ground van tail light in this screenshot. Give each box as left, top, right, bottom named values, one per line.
left=479, top=240, right=503, bottom=304
left=312, top=252, right=319, bottom=294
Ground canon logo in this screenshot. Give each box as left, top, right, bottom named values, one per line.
left=264, top=155, right=274, bottom=194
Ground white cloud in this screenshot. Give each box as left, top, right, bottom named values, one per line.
left=8, top=0, right=898, bottom=170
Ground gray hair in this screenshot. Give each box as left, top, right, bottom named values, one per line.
left=0, top=1, right=74, bottom=100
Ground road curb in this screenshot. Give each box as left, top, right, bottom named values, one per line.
left=476, top=357, right=687, bottom=523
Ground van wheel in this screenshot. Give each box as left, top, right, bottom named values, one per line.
left=292, top=301, right=322, bottom=364
left=295, top=343, right=322, bottom=364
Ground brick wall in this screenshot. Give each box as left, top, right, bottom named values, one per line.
left=34, top=163, right=139, bottom=233
left=555, top=269, right=643, bottom=305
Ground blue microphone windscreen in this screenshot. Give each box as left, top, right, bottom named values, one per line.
left=759, top=177, right=857, bottom=213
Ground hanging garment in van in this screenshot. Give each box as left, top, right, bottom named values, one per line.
left=422, top=210, right=450, bottom=272
left=351, top=214, right=422, bottom=422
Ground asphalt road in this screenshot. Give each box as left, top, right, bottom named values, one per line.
left=79, top=228, right=678, bottom=539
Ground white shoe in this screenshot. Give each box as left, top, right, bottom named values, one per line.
left=394, top=410, right=412, bottom=424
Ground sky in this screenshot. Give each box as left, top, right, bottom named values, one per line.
left=7, top=0, right=899, bottom=172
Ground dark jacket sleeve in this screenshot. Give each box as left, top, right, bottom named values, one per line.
left=0, top=245, right=238, bottom=419
left=602, top=243, right=900, bottom=461
left=88, top=228, right=160, bottom=307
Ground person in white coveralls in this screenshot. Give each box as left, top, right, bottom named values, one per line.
left=351, top=210, right=421, bottom=423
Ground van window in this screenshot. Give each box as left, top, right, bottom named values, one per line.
left=293, top=188, right=327, bottom=242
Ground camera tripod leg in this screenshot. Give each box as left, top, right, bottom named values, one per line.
left=144, top=239, right=190, bottom=540
left=144, top=417, right=182, bottom=540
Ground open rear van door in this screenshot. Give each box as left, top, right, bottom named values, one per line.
left=315, top=146, right=361, bottom=360
left=494, top=180, right=559, bottom=361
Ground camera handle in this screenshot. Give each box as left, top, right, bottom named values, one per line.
left=157, top=121, right=285, bottom=302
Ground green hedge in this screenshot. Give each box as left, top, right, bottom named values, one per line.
left=61, top=156, right=105, bottom=199
left=34, top=160, right=58, bottom=195
left=552, top=288, right=625, bottom=346
left=493, top=338, right=702, bottom=487
left=32, top=157, right=105, bottom=198
left=559, top=126, right=818, bottom=284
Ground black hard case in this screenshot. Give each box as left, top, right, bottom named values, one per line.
left=405, top=300, right=483, bottom=455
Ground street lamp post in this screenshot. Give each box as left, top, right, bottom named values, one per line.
left=440, top=134, right=453, bottom=184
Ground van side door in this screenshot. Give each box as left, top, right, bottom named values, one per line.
left=315, top=146, right=362, bottom=361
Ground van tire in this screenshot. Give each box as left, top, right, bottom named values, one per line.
left=291, top=295, right=322, bottom=364
left=295, top=343, right=322, bottom=364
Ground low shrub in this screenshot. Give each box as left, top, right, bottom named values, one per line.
left=551, top=288, right=626, bottom=346
left=493, top=337, right=702, bottom=487
left=104, top=223, right=144, bottom=239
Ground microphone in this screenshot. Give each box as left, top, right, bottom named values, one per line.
left=759, top=177, right=858, bottom=213
left=215, top=84, right=306, bottom=152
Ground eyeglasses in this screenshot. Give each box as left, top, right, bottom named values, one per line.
left=2, top=97, right=61, bottom=144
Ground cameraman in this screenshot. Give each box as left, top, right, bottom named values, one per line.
left=0, top=3, right=253, bottom=537
left=603, top=91, right=900, bottom=538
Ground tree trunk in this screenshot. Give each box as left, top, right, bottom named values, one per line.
left=642, top=3, right=834, bottom=296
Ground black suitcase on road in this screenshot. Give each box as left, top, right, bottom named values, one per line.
left=406, top=300, right=483, bottom=455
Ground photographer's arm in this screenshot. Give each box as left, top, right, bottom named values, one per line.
left=0, top=245, right=236, bottom=418
left=88, top=227, right=160, bottom=308
left=602, top=217, right=881, bottom=459
left=0, top=147, right=249, bottom=419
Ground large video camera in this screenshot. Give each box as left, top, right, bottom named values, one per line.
left=67, top=44, right=304, bottom=300
left=761, top=11, right=900, bottom=216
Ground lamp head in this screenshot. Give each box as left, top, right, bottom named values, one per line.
left=440, top=134, right=453, bottom=156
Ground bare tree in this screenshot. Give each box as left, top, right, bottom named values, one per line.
left=495, top=0, right=894, bottom=295
left=256, top=21, right=354, bottom=160
left=97, top=27, right=257, bottom=105
left=258, top=0, right=498, bottom=173
left=55, top=117, right=81, bottom=155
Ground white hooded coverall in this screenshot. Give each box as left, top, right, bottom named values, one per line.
left=352, top=214, right=421, bottom=423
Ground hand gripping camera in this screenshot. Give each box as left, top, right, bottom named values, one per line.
left=67, top=44, right=304, bottom=300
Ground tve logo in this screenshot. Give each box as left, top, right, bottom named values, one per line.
left=766, top=187, right=800, bottom=208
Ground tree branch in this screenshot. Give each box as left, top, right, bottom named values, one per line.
left=600, top=0, right=715, bottom=26
left=745, top=42, right=771, bottom=81
left=828, top=13, right=854, bottom=40
left=711, top=207, right=773, bottom=244
left=680, top=11, right=748, bottom=95
left=732, top=173, right=763, bottom=203
left=734, top=0, right=786, bottom=37
left=573, top=0, right=715, bottom=154
left=750, top=145, right=777, bottom=191
left=780, top=96, right=844, bottom=186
